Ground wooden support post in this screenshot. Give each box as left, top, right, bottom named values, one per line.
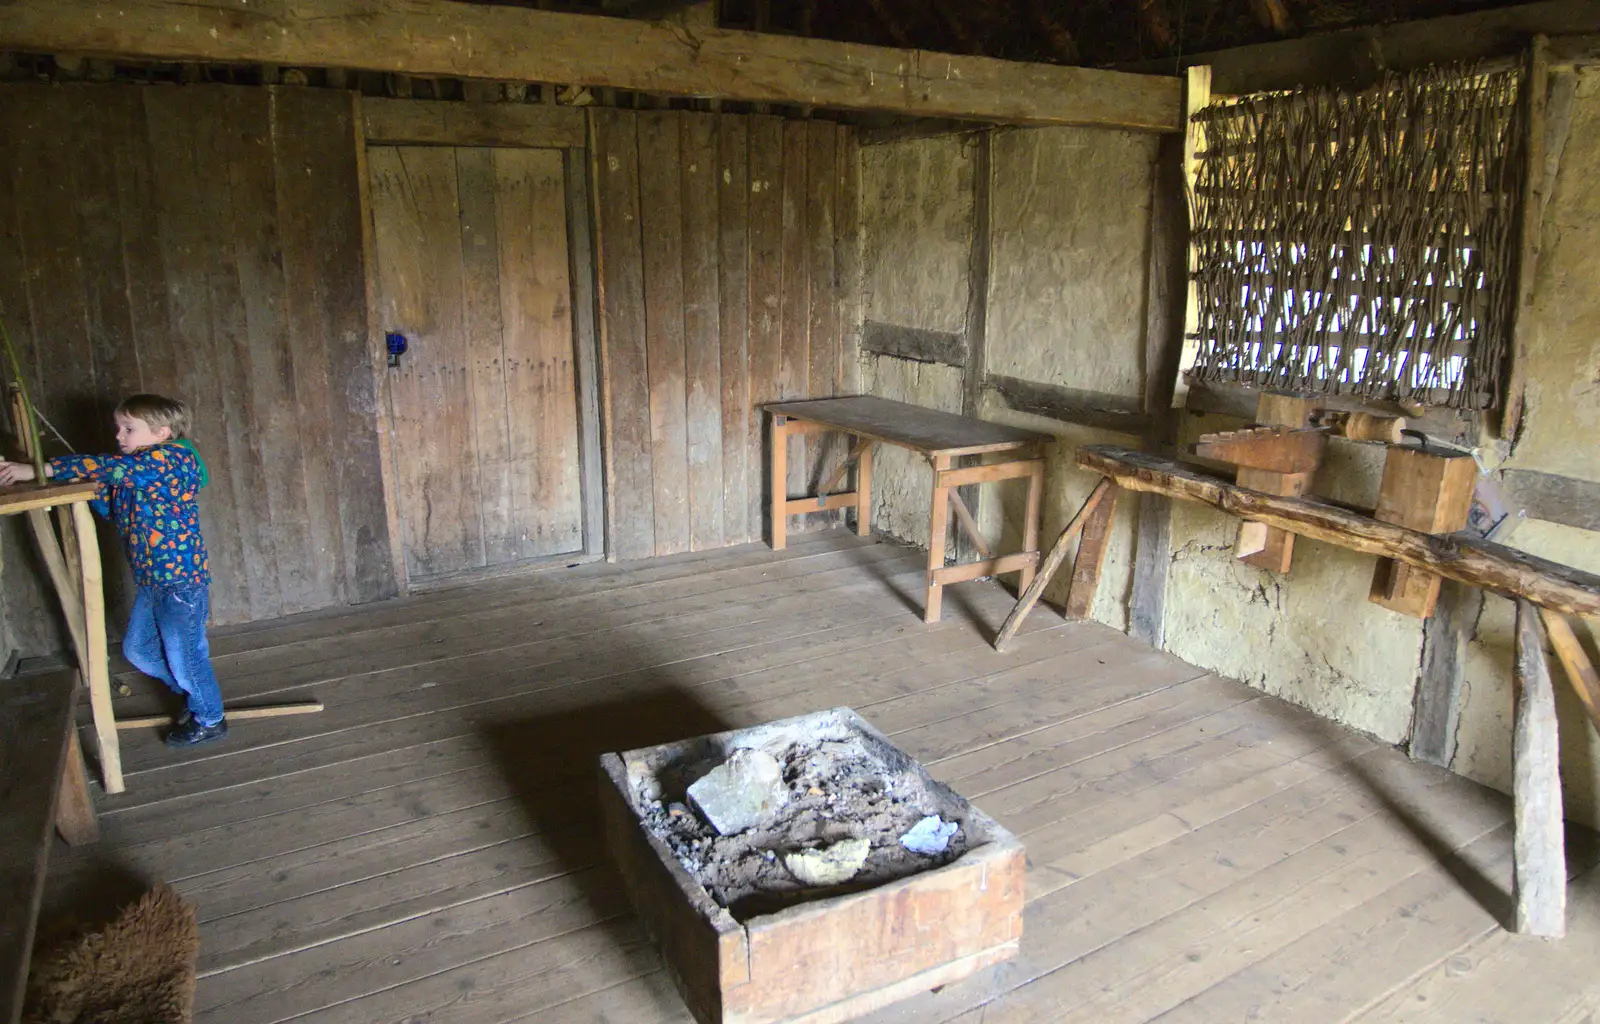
left=1171, top=64, right=1211, bottom=411
left=56, top=505, right=81, bottom=595
left=1018, top=453, right=1043, bottom=594
left=1513, top=598, right=1565, bottom=938
left=994, top=479, right=1114, bottom=651
left=1065, top=482, right=1120, bottom=620
left=24, top=508, right=87, bottom=664
left=1540, top=608, right=1600, bottom=734
left=769, top=413, right=788, bottom=551
left=54, top=727, right=99, bottom=846
left=72, top=501, right=121, bottom=795
left=1502, top=35, right=1550, bottom=441
left=925, top=454, right=953, bottom=623
left=855, top=443, right=873, bottom=537
left=1410, top=580, right=1484, bottom=768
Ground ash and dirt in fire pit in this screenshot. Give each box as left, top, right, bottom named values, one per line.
left=629, top=725, right=971, bottom=921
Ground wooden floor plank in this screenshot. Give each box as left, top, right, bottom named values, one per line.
left=1352, top=865, right=1600, bottom=1023
left=35, top=531, right=1599, bottom=1024
left=197, top=867, right=633, bottom=1024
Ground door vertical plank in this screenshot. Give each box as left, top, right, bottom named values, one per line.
left=746, top=115, right=784, bottom=545
left=638, top=111, right=690, bottom=556
left=366, top=145, right=480, bottom=577
left=495, top=147, right=583, bottom=558
left=682, top=111, right=724, bottom=552
left=592, top=110, right=655, bottom=561
left=456, top=146, right=513, bottom=564
left=717, top=114, right=751, bottom=546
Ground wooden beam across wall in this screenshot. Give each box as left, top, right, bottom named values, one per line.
left=0, top=0, right=1182, bottom=130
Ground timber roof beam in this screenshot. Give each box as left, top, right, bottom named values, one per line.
left=0, top=0, right=1182, bottom=130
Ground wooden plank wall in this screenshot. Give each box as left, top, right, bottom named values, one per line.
left=0, top=83, right=396, bottom=640
left=592, top=110, right=860, bottom=561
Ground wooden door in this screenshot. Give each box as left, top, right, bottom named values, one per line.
left=368, top=145, right=585, bottom=580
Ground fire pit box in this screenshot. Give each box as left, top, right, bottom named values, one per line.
left=598, top=708, right=1025, bottom=1024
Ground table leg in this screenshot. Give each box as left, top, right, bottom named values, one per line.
left=1018, top=451, right=1044, bottom=593
left=855, top=444, right=873, bottom=537
left=926, top=453, right=952, bottom=624
left=70, top=501, right=122, bottom=795
left=24, top=508, right=88, bottom=667
left=770, top=413, right=788, bottom=551
left=55, top=727, right=100, bottom=845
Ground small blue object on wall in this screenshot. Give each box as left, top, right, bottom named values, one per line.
left=385, top=331, right=408, bottom=367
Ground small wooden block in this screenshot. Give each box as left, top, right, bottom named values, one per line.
left=1236, top=467, right=1313, bottom=572
left=1235, top=392, right=1320, bottom=573
left=1370, top=447, right=1478, bottom=618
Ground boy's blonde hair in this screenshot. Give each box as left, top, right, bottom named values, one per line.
left=116, top=394, right=191, bottom=439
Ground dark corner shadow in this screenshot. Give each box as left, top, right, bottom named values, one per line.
left=481, top=687, right=731, bottom=919
left=37, top=855, right=156, bottom=938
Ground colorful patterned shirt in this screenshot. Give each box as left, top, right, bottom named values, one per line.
left=48, top=444, right=211, bottom=587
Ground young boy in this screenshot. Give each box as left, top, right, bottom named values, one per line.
left=0, top=394, right=227, bottom=747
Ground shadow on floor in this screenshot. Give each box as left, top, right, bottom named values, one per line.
left=482, top=686, right=731, bottom=920
left=1298, top=715, right=1600, bottom=931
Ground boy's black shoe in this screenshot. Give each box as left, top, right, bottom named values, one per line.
left=165, top=716, right=228, bottom=748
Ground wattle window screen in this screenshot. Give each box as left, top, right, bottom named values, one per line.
left=1187, top=64, right=1527, bottom=410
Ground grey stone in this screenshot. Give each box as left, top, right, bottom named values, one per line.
left=687, top=748, right=788, bottom=835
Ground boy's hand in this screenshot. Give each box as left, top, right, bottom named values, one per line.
left=0, top=460, right=39, bottom=485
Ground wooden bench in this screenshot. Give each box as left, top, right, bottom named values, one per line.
left=0, top=669, right=99, bottom=1023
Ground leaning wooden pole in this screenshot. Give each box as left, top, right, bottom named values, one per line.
left=1513, top=598, right=1565, bottom=937
left=994, top=479, right=1115, bottom=651
left=1539, top=607, right=1600, bottom=735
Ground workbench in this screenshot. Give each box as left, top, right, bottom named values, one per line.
left=999, top=442, right=1600, bottom=939
left=767, top=396, right=1050, bottom=623
left=0, top=481, right=122, bottom=794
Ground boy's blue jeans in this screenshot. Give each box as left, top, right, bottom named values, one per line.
left=124, top=583, right=226, bottom=727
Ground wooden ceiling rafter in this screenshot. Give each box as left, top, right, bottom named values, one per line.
left=0, top=0, right=1182, bottom=129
